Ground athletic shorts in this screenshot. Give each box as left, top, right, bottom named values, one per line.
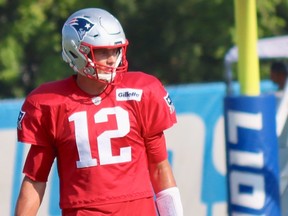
left=61, top=197, right=158, bottom=216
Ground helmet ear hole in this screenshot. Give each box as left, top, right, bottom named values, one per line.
left=69, top=51, right=78, bottom=59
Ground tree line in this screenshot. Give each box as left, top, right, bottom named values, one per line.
left=0, top=0, right=287, bottom=98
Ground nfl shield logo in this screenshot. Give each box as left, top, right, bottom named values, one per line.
left=17, top=110, right=26, bottom=130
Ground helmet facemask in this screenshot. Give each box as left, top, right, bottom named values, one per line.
left=79, top=41, right=128, bottom=84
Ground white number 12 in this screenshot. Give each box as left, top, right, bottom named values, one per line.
left=68, top=106, right=132, bottom=168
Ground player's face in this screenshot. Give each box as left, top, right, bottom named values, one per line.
left=92, top=48, right=119, bottom=74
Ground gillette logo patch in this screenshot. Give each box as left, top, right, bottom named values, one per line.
left=116, top=88, right=143, bottom=101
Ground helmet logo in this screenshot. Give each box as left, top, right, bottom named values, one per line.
left=68, top=17, right=94, bottom=40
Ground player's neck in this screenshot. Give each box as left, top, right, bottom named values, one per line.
left=76, top=74, right=107, bottom=96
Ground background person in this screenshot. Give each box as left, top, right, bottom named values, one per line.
left=270, top=61, right=288, bottom=91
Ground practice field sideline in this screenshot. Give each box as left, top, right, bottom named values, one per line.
left=1, top=81, right=287, bottom=216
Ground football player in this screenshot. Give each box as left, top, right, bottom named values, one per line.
left=15, top=8, right=183, bottom=216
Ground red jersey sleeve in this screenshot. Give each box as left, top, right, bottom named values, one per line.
left=17, top=97, right=54, bottom=146
left=23, top=145, right=56, bottom=182
left=17, top=94, right=57, bottom=181
left=145, top=132, right=168, bottom=163
left=140, top=77, right=177, bottom=138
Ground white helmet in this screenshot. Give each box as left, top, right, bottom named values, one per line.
left=62, top=8, right=128, bottom=84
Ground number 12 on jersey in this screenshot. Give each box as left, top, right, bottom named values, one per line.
left=68, top=106, right=132, bottom=168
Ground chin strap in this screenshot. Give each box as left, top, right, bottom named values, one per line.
left=156, top=187, right=183, bottom=216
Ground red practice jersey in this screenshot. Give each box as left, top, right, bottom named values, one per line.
left=17, top=72, right=176, bottom=209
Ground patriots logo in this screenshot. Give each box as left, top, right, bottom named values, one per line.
left=68, top=17, right=94, bottom=40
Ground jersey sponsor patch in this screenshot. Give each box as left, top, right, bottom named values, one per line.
left=116, top=88, right=143, bottom=101
left=17, top=110, right=26, bottom=130
left=164, top=93, right=175, bottom=114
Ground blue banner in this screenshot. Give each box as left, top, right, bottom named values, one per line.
left=224, top=94, right=281, bottom=215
